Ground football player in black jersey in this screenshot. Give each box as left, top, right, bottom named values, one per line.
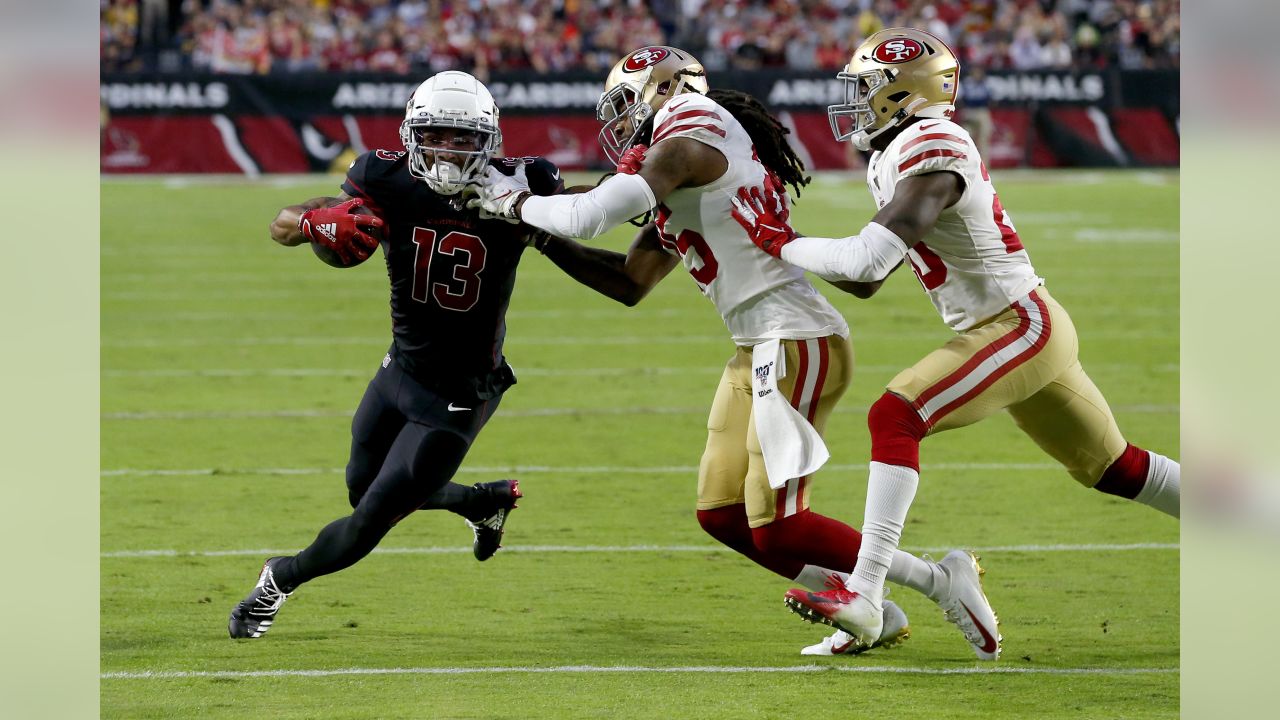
left=229, top=71, right=564, bottom=639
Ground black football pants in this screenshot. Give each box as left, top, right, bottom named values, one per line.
left=274, top=353, right=500, bottom=589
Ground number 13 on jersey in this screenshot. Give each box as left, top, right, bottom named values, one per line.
left=411, top=227, right=487, bottom=311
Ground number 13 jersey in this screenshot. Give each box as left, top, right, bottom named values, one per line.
left=651, top=93, right=848, bottom=345
left=867, top=118, right=1042, bottom=331
left=341, top=150, right=564, bottom=401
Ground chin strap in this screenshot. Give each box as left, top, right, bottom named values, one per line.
left=853, top=98, right=940, bottom=151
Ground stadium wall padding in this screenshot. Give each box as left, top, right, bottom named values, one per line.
left=100, top=70, right=1178, bottom=174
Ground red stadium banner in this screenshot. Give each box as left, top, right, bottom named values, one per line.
left=100, top=71, right=1178, bottom=174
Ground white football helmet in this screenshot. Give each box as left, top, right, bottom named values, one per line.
left=399, top=71, right=502, bottom=195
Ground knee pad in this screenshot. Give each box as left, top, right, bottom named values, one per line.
left=868, top=393, right=927, bottom=470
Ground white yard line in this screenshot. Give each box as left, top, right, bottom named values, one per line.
left=1069, top=228, right=1179, bottom=244
left=100, top=542, right=1178, bottom=559
left=100, top=664, right=1178, bottom=680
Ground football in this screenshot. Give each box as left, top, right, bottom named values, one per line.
left=311, top=203, right=384, bottom=269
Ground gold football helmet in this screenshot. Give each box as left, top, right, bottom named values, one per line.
left=828, top=27, right=960, bottom=151
left=596, top=46, right=709, bottom=164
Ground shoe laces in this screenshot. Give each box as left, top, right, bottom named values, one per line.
left=251, top=572, right=290, bottom=616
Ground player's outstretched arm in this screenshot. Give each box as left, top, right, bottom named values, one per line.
left=479, top=137, right=725, bottom=240
left=537, top=223, right=679, bottom=307
left=734, top=172, right=962, bottom=285
left=269, top=192, right=356, bottom=246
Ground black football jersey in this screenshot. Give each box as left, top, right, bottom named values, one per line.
left=341, top=150, right=564, bottom=402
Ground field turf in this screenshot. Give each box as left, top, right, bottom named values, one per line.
left=101, top=169, right=1179, bottom=719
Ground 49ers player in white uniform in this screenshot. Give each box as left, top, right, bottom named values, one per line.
left=732, top=28, right=1181, bottom=658
left=473, top=45, right=995, bottom=657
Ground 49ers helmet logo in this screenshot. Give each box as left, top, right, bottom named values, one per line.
left=623, top=47, right=670, bottom=72
left=872, top=38, right=924, bottom=64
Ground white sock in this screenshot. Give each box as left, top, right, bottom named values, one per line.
left=1136, top=451, right=1180, bottom=518
left=887, top=550, right=947, bottom=601
left=794, top=564, right=847, bottom=592
left=847, top=461, right=920, bottom=605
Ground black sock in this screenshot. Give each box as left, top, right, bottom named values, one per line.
left=417, top=482, right=487, bottom=521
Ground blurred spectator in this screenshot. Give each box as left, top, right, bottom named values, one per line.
left=1008, top=24, right=1043, bottom=69
left=101, top=0, right=1182, bottom=75
left=958, top=64, right=993, bottom=159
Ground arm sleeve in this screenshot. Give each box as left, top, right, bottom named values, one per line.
left=519, top=172, right=657, bottom=240
left=779, top=222, right=909, bottom=283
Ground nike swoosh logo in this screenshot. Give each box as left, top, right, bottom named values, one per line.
left=551, top=168, right=560, bottom=181
left=960, top=600, right=999, bottom=654
left=919, top=122, right=942, bottom=131
left=447, top=403, right=473, bottom=412
left=831, top=638, right=857, bottom=654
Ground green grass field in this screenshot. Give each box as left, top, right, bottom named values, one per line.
left=101, top=169, right=1179, bottom=719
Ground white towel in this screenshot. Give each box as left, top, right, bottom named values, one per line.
left=750, top=339, right=830, bottom=490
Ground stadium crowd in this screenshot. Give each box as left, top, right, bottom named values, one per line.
left=101, top=0, right=1180, bottom=75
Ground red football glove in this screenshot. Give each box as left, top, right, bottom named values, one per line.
left=616, top=144, right=647, bottom=175
left=763, top=171, right=791, bottom=225
left=730, top=184, right=797, bottom=258
left=299, top=198, right=384, bottom=264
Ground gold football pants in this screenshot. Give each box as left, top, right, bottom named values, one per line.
left=697, top=335, right=853, bottom=528
left=886, top=287, right=1127, bottom=485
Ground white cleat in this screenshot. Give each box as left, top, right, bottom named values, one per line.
left=784, top=584, right=883, bottom=648
left=800, top=598, right=911, bottom=656
left=935, top=550, right=1002, bottom=660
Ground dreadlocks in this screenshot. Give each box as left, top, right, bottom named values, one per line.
left=707, top=88, right=811, bottom=199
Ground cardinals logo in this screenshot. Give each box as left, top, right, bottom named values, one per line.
left=623, top=47, right=670, bottom=72
left=872, top=38, right=924, bottom=64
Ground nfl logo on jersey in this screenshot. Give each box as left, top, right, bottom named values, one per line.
left=754, top=362, right=773, bottom=397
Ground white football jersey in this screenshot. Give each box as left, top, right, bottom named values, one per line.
left=651, top=93, right=848, bottom=345
left=868, top=118, right=1042, bottom=330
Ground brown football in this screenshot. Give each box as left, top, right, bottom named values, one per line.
left=311, top=203, right=385, bottom=269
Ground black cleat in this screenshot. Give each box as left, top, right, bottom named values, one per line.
left=228, top=557, right=294, bottom=639
left=467, top=479, right=522, bottom=561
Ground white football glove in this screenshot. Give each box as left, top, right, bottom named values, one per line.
left=466, top=165, right=531, bottom=223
